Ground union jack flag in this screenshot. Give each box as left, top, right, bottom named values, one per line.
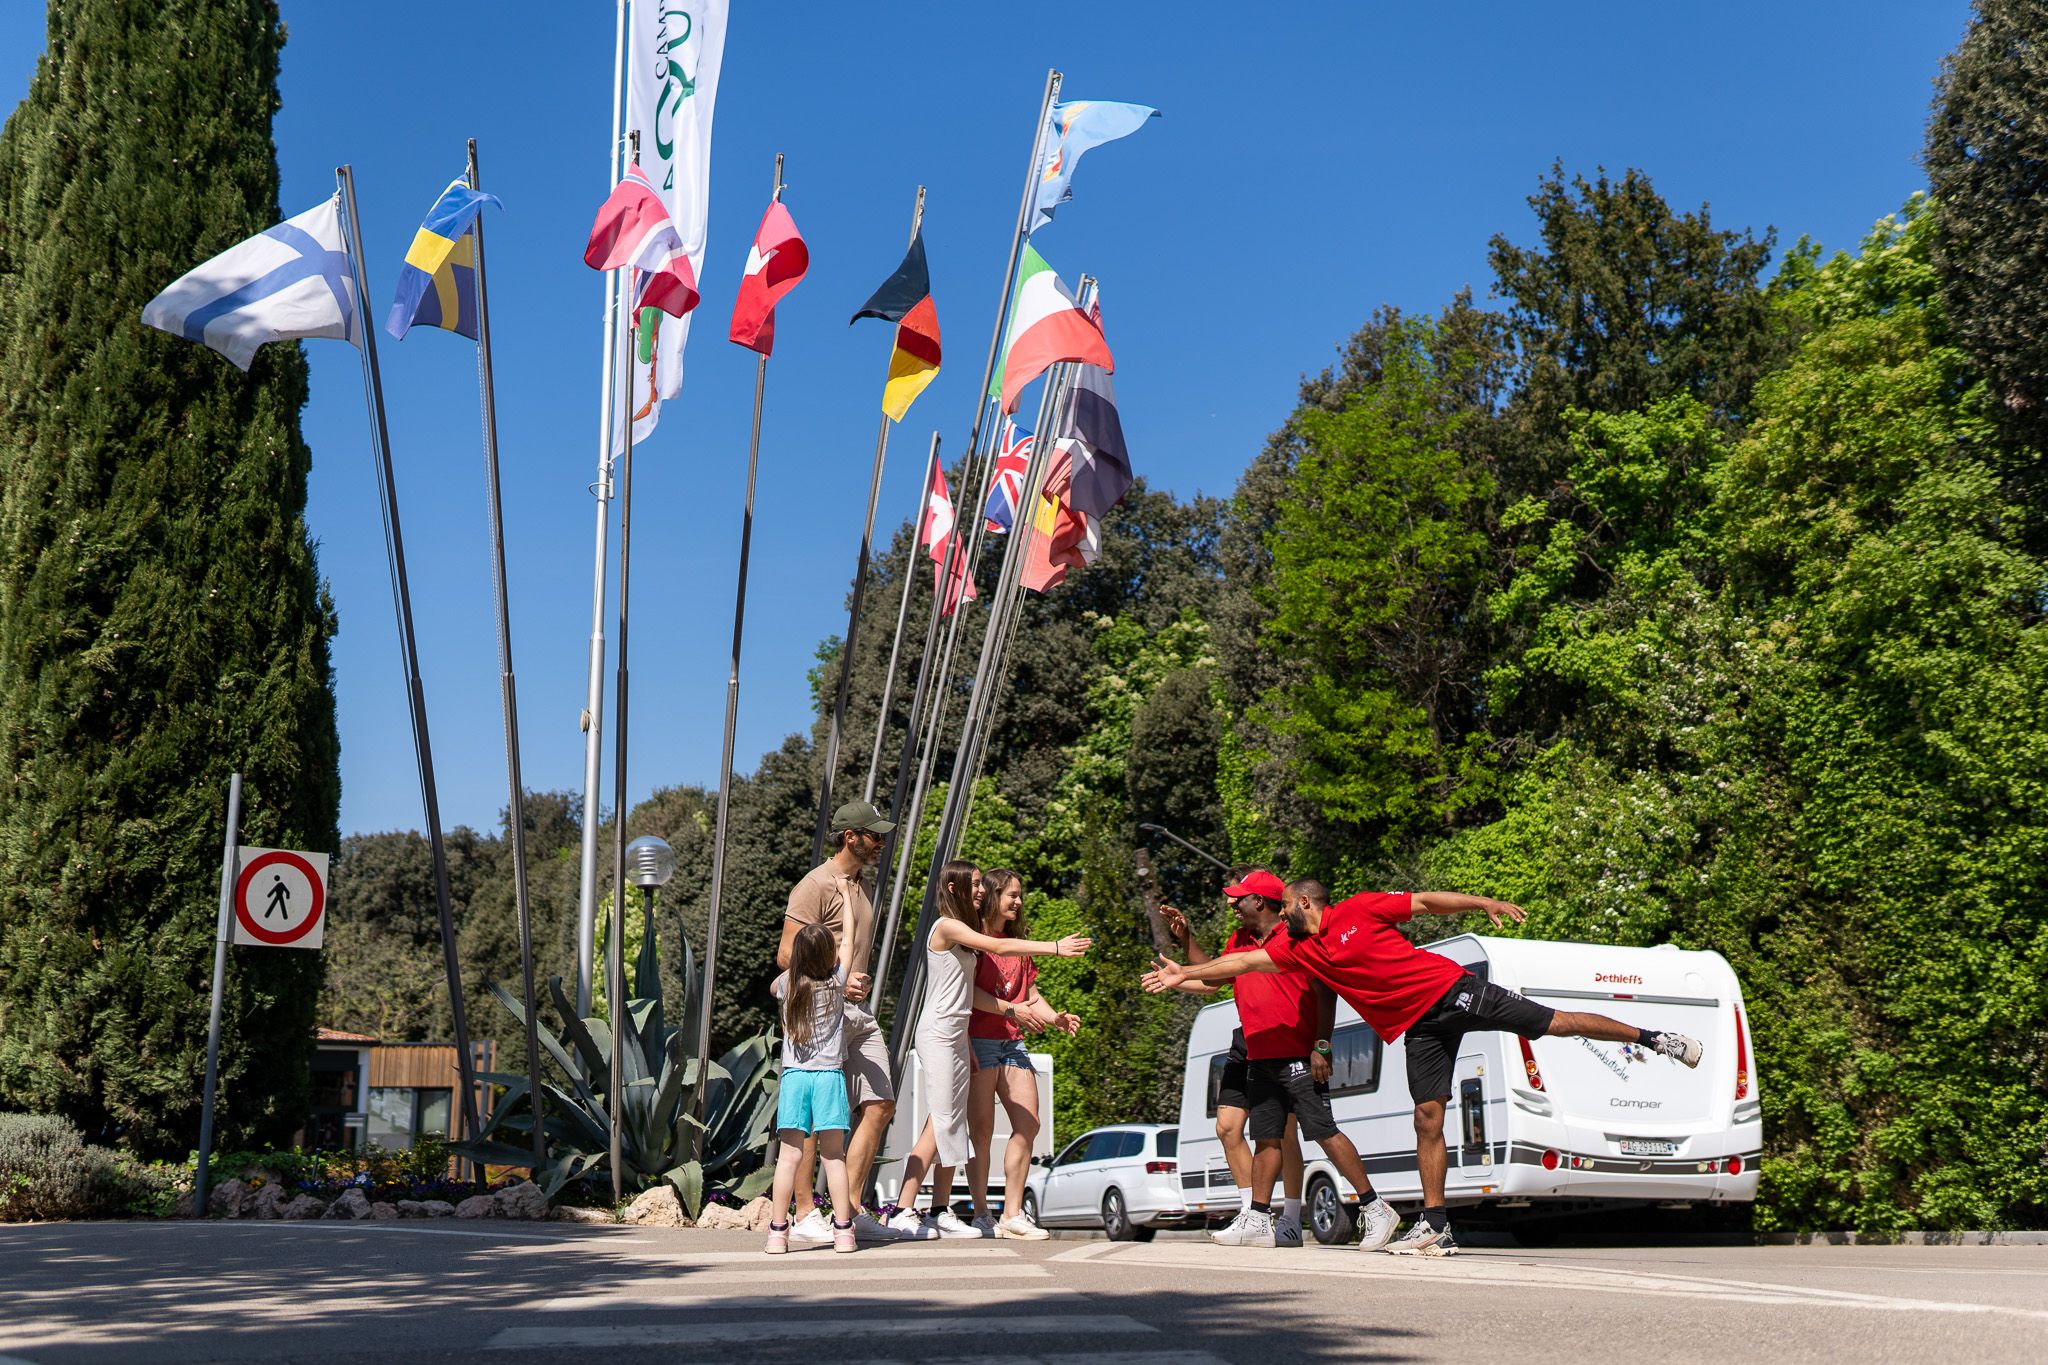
left=984, top=419, right=1033, bottom=533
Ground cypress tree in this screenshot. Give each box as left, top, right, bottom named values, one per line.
left=1925, top=0, right=2048, bottom=523
left=0, top=1, right=340, bottom=1153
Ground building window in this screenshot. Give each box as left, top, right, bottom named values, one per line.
left=367, top=1087, right=455, bottom=1150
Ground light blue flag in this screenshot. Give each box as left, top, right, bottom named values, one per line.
left=1030, top=100, right=1159, bottom=233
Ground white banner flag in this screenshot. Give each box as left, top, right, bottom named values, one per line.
left=621, top=0, right=727, bottom=444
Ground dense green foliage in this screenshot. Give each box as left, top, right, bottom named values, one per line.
left=0, top=1, right=340, bottom=1154
left=0, top=1111, right=161, bottom=1221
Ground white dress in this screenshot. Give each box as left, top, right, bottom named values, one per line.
left=914, top=926, right=977, bottom=1166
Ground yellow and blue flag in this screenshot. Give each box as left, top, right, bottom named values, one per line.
left=386, top=178, right=501, bottom=341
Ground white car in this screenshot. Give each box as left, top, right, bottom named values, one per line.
left=1021, top=1123, right=1191, bottom=1240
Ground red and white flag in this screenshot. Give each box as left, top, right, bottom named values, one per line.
left=728, top=200, right=809, bottom=355
left=921, top=462, right=977, bottom=616
left=584, top=163, right=698, bottom=317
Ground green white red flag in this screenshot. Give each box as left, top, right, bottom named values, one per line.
left=992, top=246, right=1112, bottom=415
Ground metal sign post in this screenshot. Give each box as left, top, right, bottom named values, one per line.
left=192, top=772, right=243, bottom=1218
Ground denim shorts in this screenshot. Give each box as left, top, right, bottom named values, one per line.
left=972, top=1037, right=1032, bottom=1070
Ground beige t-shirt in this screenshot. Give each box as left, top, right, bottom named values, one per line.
left=785, top=859, right=875, bottom=980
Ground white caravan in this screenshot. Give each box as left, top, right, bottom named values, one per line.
left=874, top=1048, right=1054, bottom=1209
left=1175, top=935, right=1761, bottom=1243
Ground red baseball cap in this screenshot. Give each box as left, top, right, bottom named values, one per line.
left=1222, top=870, right=1286, bottom=901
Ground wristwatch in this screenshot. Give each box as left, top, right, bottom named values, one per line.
left=1313, top=1040, right=1332, bottom=1058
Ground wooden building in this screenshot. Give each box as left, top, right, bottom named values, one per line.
left=308, top=1027, right=495, bottom=1152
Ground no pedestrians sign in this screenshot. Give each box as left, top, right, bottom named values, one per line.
left=232, top=847, right=329, bottom=949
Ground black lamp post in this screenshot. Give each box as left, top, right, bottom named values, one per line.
left=1136, top=821, right=1231, bottom=874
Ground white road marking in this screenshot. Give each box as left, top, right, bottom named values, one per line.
left=536, top=1286, right=1088, bottom=1313
left=1047, top=1241, right=1122, bottom=1263
left=1068, top=1243, right=2048, bottom=1323
left=486, top=1313, right=1157, bottom=1349
left=534, top=1260, right=1050, bottom=1306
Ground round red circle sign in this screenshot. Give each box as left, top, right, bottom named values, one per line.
left=234, top=850, right=326, bottom=945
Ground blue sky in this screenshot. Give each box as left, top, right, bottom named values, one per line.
left=1, top=2, right=1973, bottom=839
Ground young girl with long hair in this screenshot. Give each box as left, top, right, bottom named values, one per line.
left=887, top=860, right=1090, bottom=1237
left=966, top=869, right=1078, bottom=1238
left=765, top=919, right=858, bottom=1254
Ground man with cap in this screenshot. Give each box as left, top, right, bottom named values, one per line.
left=777, top=798, right=901, bottom=1245
left=1157, top=867, right=1307, bottom=1243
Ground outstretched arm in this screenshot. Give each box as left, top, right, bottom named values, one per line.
left=932, top=918, right=1090, bottom=958
left=1142, top=949, right=1280, bottom=993
left=1412, top=892, right=1525, bottom=929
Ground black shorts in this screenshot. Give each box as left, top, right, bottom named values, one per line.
left=1404, top=973, right=1556, bottom=1104
left=1216, top=1028, right=1250, bottom=1112
left=1245, top=1057, right=1340, bottom=1142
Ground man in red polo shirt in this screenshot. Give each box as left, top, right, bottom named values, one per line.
left=1195, top=869, right=1402, bottom=1252
left=1145, top=879, right=1702, bottom=1257
left=1159, top=866, right=1316, bottom=1246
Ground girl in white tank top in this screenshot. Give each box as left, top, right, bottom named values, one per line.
left=887, top=860, right=1091, bottom=1238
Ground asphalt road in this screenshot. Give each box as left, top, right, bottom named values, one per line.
left=2, top=1221, right=2045, bottom=1364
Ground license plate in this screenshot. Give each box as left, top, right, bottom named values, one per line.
left=1619, top=1139, right=1678, bottom=1156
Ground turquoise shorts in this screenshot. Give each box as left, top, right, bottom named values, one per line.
left=777, top=1067, right=850, bottom=1135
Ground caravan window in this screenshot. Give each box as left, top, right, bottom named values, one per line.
left=1327, top=1023, right=1382, bottom=1096
left=1205, top=1053, right=1228, bottom=1117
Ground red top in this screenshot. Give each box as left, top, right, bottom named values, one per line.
left=969, top=952, right=1038, bottom=1040
left=1261, top=893, right=1463, bottom=1042
left=1225, top=923, right=1321, bottom=1060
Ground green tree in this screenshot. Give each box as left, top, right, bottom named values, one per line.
left=0, top=0, right=339, bottom=1153
left=1926, top=0, right=2048, bottom=484
left=1488, top=163, right=1786, bottom=485
left=1255, top=315, right=1498, bottom=874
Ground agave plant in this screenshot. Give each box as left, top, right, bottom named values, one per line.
left=452, top=894, right=778, bottom=1214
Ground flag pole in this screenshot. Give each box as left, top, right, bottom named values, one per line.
left=888, top=356, right=1070, bottom=1073
left=606, top=130, right=642, bottom=1203
left=468, top=138, right=547, bottom=1177
left=872, top=69, right=1061, bottom=1021
left=956, top=280, right=1093, bottom=833
left=810, top=184, right=927, bottom=860
left=694, top=152, right=784, bottom=1152
left=862, top=430, right=941, bottom=803
left=575, top=0, right=632, bottom=1021
left=336, top=164, right=482, bottom=1148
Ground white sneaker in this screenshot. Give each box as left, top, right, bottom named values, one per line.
left=1211, top=1207, right=1276, bottom=1248
left=1355, top=1197, right=1400, bottom=1251
left=930, top=1207, right=981, bottom=1239
left=1652, top=1031, right=1704, bottom=1067
left=996, top=1212, right=1049, bottom=1240
left=1384, top=1219, right=1458, bottom=1256
left=787, top=1209, right=833, bottom=1250
left=1209, top=1209, right=1248, bottom=1245
left=970, top=1213, right=998, bottom=1238
left=885, top=1207, right=935, bottom=1239
left=1274, top=1215, right=1304, bottom=1247
left=851, top=1211, right=906, bottom=1243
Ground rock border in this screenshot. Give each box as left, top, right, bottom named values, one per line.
left=1760, top=1230, right=2048, bottom=1246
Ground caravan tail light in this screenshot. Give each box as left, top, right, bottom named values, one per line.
left=1540, top=1149, right=1560, bottom=1172
left=1732, top=1003, right=1751, bottom=1101
left=1723, top=1156, right=1743, bottom=1176
left=1519, top=1035, right=1545, bottom=1091
left=1145, top=1160, right=1177, bottom=1175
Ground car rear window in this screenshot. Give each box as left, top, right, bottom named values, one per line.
left=1155, top=1131, right=1177, bottom=1157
